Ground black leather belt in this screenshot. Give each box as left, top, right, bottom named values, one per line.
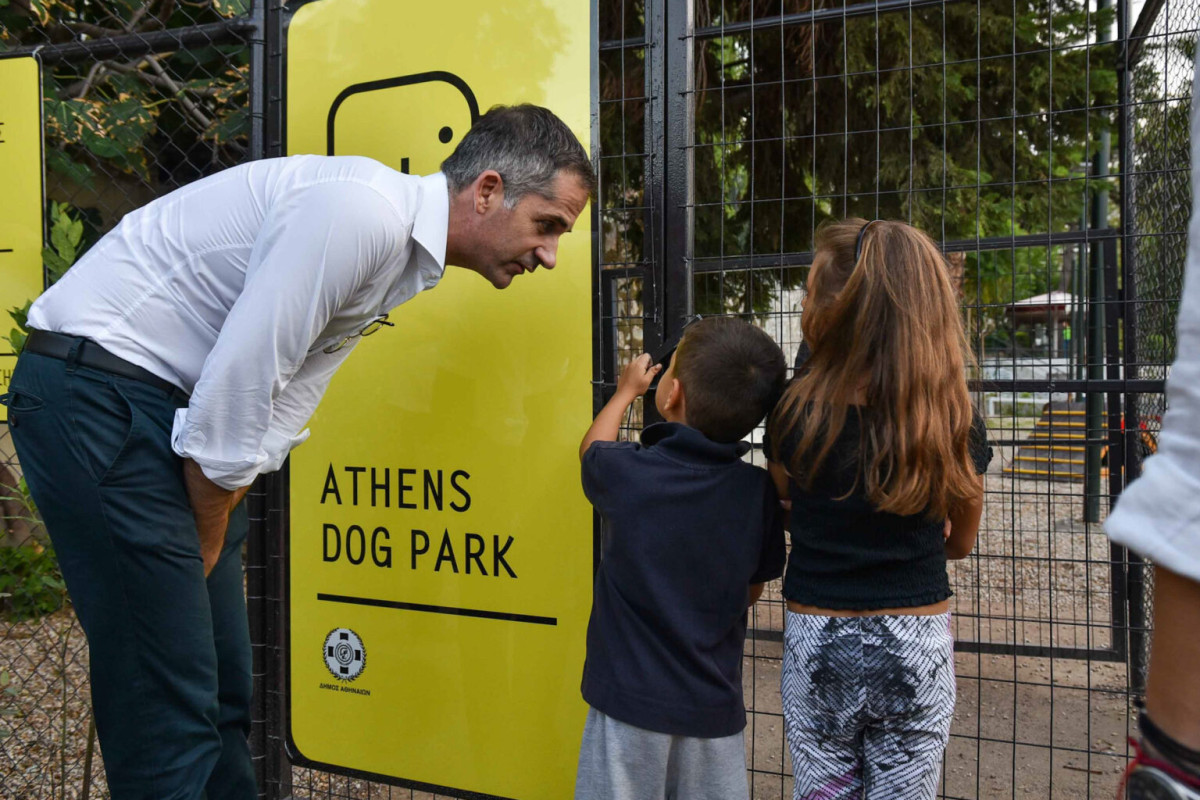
left=25, top=329, right=187, bottom=399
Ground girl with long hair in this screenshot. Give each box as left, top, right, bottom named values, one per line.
left=767, top=218, right=991, bottom=799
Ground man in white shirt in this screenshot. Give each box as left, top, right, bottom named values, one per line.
left=0, top=104, right=593, bottom=800
left=1105, top=55, right=1200, bottom=800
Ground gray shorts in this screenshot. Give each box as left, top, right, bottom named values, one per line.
left=574, top=707, right=749, bottom=800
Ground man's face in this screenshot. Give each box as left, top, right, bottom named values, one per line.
left=472, top=170, right=589, bottom=289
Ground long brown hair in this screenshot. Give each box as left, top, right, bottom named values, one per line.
left=767, top=218, right=980, bottom=519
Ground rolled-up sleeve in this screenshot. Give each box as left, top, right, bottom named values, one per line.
left=171, top=182, right=402, bottom=489
left=257, top=344, right=357, bottom=474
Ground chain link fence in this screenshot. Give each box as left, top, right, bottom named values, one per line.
left=1128, top=0, right=1196, bottom=425
left=0, top=2, right=253, bottom=796
left=1120, top=0, right=1199, bottom=732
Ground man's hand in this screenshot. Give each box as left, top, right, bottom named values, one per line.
left=183, top=459, right=247, bottom=576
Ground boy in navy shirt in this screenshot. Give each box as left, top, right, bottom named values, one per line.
left=575, top=317, right=788, bottom=800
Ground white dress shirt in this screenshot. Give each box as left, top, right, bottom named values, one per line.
left=1104, top=55, right=1200, bottom=583
left=29, top=155, right=448, bottom=489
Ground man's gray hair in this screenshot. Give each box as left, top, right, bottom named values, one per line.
left=441, top=104, right=595, bottom=207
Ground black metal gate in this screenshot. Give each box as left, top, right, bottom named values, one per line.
left=593, top=0, right=1190, bottom=796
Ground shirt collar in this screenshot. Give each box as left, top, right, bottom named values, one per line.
left=639, top=421, right=751, bottom=465
left=412, top=172, right=449, bottom=272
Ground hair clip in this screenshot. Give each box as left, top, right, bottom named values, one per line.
left=854, top=219, right=882, bottom=262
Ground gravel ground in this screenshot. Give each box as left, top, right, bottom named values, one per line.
left=0, top=445, right=1141, bottom=799
left=0, top=610, right=98, bottom=800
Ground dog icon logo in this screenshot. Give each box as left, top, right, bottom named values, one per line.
left=323, top=628, right=367, bottom=681
left=326, top=71, right=480, bottom=175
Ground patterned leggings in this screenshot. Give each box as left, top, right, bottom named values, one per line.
left=781, top=611, right=955, bottom=800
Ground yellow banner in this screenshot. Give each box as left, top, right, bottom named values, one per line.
left=286, top=1, right=593, bottom=797
left=0, top=56, right=44, bottom=423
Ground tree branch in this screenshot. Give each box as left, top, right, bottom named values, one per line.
left=72, top=60, right=109, bottom=100
left=155, top=0, right=177, bottom=30
left=102, top=58, right=221, bottom=99
left=59, top=20, right=126, bottom=38
left=142, top=55, right=213, bottom=132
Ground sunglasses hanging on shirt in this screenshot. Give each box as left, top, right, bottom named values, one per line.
left=322, top=313, right=395, bottom=354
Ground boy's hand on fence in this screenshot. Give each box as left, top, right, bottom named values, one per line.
left=616, top=353, right=661, bottom=400
left=581, top=353, right=662, bottom=458
left=944, top=519, right=952, bottom=541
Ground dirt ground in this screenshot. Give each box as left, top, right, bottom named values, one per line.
left=1, top=607, right=1136, bottom=800
left=0, top=458, right=1140, bottom=799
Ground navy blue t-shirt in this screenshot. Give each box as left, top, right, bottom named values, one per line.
left=580, top=422, right=786, bottom=738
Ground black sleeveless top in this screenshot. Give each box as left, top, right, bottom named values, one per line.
left=770, top=407, right=992, bottom=610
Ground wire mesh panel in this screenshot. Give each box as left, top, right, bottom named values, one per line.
left=597, top=0, right=655, bottom=437
left=0, top=3, right=254, bottom=797
left=593, top=0, right=1194, bottom=799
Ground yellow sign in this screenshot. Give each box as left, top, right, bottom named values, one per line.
left=0, top=56, right=44, bottom=423
left=286, top=1, right=593, bottom=797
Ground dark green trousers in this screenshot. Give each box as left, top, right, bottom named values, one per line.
left=3, top=350, right=256, bottom=800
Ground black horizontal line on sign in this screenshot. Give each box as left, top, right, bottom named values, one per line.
left=316, top=593, right=557, bottom=626
left=0, top=249, right=12, bottom=253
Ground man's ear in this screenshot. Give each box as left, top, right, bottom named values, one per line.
left=474, top=170, right=504, bottom=215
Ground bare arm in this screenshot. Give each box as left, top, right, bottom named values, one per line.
left=183, top=459, right=250, bottom=576
left=1145, top=567, right=1200, bottom=750
left=767, top=460, right=793, bottom=530
left=748, top=582, right=765, bottom=607
left=945, top=476, right=984, bottom=560
left=579, top=353, right=661, bottom=460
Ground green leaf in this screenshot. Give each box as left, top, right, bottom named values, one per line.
left=45, top=149, right=95, bottom=191
left=6, top=329, right=26, bottom=355
left=80, top=128, right=124, bottom=159
left=43, top=247, right=70, bottom=284
left=27, top=0, right=51, bottom=25
left=8, top=301, right=30, bottom=332
left=213, top=0, right=249, bottom=18
left=205, top=107, right=248, bottom=145
left=50, top=223, right=74, bottom=263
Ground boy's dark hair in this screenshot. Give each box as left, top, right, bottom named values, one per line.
left=673, top=317, right=787, bottom=443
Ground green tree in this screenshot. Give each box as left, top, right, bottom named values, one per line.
left=1, top=0, right=251, bottom=237
left=598, top=0, right=1126, bottom=339
left=687, top=0, right=1118, bottom=325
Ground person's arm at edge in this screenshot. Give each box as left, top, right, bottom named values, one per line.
left=748, top=582, right=765, bottom=607
left=767, top=460, right=792, bottom=531
left=945, top=475, right=984, bottom=559
left=579, top=353, right=661, bottom=460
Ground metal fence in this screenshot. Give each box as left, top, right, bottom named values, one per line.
left=0, top=3, right=257, bottom=797
left=592, top=0, right=1192, bottom=798
left=0, top=0, right=1194, bottom=798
